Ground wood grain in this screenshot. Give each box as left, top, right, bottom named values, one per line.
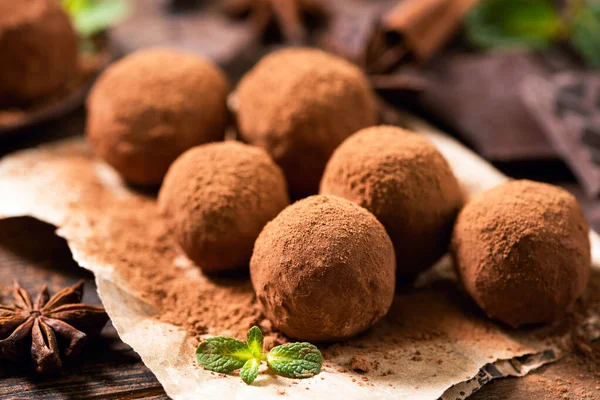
left=0, top=217, right=167, bottom=400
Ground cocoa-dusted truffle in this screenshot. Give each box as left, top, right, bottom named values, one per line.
left=159, top=141, right=289, bottom=273
left=87, top=48, right=230, bottom=185
left=320, top=126, right=463, bottom=280
left=0, top=0, right=78, bottom=106
left=250, top=195, right=395, bottom=341
left=452, top=180, right=591, bottom=327
left=235, top=48, right=378, bottom=197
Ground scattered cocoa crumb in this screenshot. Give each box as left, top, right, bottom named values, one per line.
left=18, top=142, right=600, bottom=395
left=350, top=355, right=372, bottom=373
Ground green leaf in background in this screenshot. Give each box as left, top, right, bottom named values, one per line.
left=266, top=342, right=323, bottom=379
left=466, top=0, right=563, bottom=50
left=240, top=358, right=260, bottom=385
left=195, top=336, right=253, bottom=373
left=569, top=0, right=600, bottom=69
left=62, top=0, right=130, bottom=37
left=246, top=326, right=265, bottom=359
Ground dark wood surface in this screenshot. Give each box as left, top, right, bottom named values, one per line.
left=0, top=217, right=167, bottom=399
left=1, top=115, right=599, bottom=399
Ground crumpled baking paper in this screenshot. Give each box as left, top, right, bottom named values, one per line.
left=0, top=112, right=598, bottom=400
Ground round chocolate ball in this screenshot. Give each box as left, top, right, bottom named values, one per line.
left=320, top=125, right=463, bottom=280
left=159, top=141, right=289, bottom=273
left=87, top=48, right=230, bottom=185
left=452, top=180, right=590, bottom=327
left=235, top=48, right=378, bottom=197
left=250, top=195, right=396, bottom=341
left=0, top=0, right=78, bottom=106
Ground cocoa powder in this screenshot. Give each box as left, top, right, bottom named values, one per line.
left=0, top=52, right=104, bottom=129
left=11, top=140, right=599, bottom=385
left=236, top=48, right=378, bottom=198
left=158, top=141, right=289, bottom=273
left=320, top=125, right=464, bottom=280
left=452, top=180, right=591, bottom=327
left=87, top=48, right=230, bottom=185
left=0, top=0, right=78, bottom=107
left=250, top=195, right=396, bottom=341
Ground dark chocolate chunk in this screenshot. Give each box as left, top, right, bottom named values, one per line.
left=581, top=124, right=600, bottom=151
left=560, top=82, right=585, bottom=99
left=521, top=72, right=600, bottom=197
left=108, top=0, right=262, bottom=82
left=415, top=51, right=558, bottom=161
left=317, top=0, right=392, bottom=65
left=556, top=82, right=589, bottom=117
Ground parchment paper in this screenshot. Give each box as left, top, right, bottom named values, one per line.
left=0, top=112, right=598, bottom=400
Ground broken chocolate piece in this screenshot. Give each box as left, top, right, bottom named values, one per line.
left=521, top=72, right=600, bottom=197
left=416, top=51, right=561, bottom=161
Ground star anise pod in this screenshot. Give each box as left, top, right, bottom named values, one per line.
left=222, top=0, right=327, bottom=44
left=0, top=280, right=108, bottom=374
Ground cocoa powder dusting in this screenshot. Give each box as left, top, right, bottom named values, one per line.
left=452, top=180, right=591, bottom=327
left=158, top=141, right=289, bottom=273
left=5, top=140, right=600, bottom=387
left=0, top=0, right=78, bottom=107
left=320, top=125, right=464, bottom=280
left=87, top=48, right=230, bottom=185
left=236, top=48, right=377, bottom=197
left=250, top=195, right=396, bottom=341
left=0, top=52, right=105, bottom=128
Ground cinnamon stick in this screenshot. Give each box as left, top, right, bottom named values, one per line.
left=366, top=0, right=479, bottom=73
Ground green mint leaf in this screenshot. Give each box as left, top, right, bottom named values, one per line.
left=62, top=0, right=130, bottom=37
left=196, top=337, right=253, bottom=373
left=465, top=0, right=562, bottom=51
left=569, top=0, right=600, bottom=70
left=267, top=343, right=323, bottom=379
left=240, top=358, right=260, bottom=384
left=62, top=0, right=90, bottom=15
left=246, top=326, right=264, bottom=358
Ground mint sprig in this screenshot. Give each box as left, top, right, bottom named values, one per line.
left=195, top=326, right=323, bottom=385
left=195, top=336, right=253, bottom=373
left=267, top=342, right=323, bottom=378
left=465, top=0, right=600, bottom=70
left=62, top=0, right=130, bottom=37
left=465, top=0, right=563, bottom=51
left=569, top=0, right=600, bottom=69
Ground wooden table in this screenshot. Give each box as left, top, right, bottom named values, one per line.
left=1, top=114, right=599, bottom=399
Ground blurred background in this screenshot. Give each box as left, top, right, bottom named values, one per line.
left=1, top=0, right=600, bottom=228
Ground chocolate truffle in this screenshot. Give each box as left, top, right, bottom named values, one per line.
left=87, top=48, right=230, bottom=185
left=235, top=48, right=378, bottom=197
left=452, top=180, right=591, bottom=327
left=159, top=141, right=289, bottom=273
left=0, top=0, right=78, bottom=106
left=250, top=195, right=396, bottom=341
left=320, top=126, right=463, bottom=280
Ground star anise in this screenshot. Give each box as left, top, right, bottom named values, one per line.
left=0, top=280, right=108, bottom=374
left=222, top=0, right=327, bottom=44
